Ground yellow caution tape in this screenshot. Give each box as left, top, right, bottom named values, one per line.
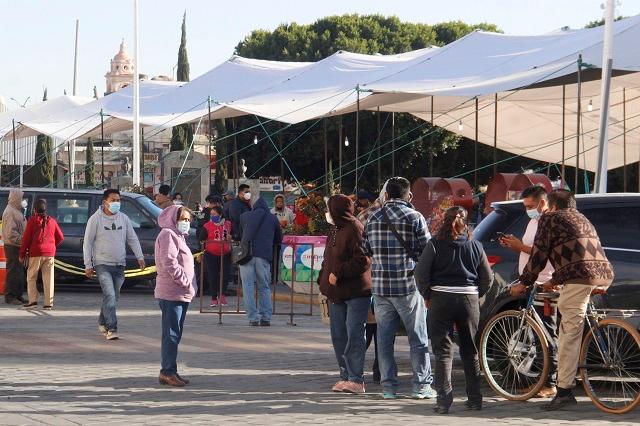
left=53, top=251, right=204, bottom=278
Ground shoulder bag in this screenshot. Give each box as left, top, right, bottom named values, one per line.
left=381, top=207, right=419, bottom=262
left=231, top=210, right=268, bottom=265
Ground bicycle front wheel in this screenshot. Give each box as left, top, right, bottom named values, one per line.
left=580, top=317, right=640, bottom=414
left=480, top=310, right=550, bottom=400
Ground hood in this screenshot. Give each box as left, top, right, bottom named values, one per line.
left=8, top=188, right=24, bottom=209
left=328, top=195, right=356, bottom=228
left=273, top=194, right=285, bottom=207
left=158, top=204, right=182, bottom=232
left=251, top=197, right=269, bottom=212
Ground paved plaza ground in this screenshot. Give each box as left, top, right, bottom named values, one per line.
left=0, top=289, right=637, bottom=425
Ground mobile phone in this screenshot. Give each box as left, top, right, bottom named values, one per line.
left=496, top=231, right=507, bottom=239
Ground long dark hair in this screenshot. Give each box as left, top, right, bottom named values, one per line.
left=34, top=199, right=49, bottom=241
left=436, top=206, right=470, bottom=241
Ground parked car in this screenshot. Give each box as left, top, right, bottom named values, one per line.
left=473, top=193, right=640, bottom=328
left=0, top=187, right=199, bottom=287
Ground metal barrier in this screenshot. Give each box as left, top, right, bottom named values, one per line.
left=198, top=240, right=319, bottom=325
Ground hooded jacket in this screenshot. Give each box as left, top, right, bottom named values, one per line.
left=154, top=193, right=173, bottom=209
left=318, top=195, right=372, bottom=304
left=1, top=189, right=26, bottom=246
left=154, top=205, right=196, bottom=302
left=83, top=206, right=144, bottom=268
left=239, top=198, right=282, bottom=262
left=270, top=194, right=296, bottom=225
left=20, top=213, right=64, bottom=258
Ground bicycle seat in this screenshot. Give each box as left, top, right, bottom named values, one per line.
left=535, top=291, right=560, bottom=301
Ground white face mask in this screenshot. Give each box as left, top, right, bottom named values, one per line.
left=177, top=221, right=190, bottom=234
left=325, top=212, right=335, bottom=225
left=243, top=192, right=252, bottom=201
left=526, top=200, right=542, bottom=219
left=21, top=200, right=28, bottom=209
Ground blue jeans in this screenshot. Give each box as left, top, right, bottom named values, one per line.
left=159, top=299, right=189, bottom=376
left=239, top=257, right=272, bottom=322
left=96, top=265, right=125, bottom=332
left=329, top=296, right=370, bottom=383
left=374, top=291, right=433, bottom=393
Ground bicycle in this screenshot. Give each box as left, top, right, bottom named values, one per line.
left=479, top=282, right=640, bottom=414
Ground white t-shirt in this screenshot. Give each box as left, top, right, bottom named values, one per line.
left=518, top=217, right=554, bottom=283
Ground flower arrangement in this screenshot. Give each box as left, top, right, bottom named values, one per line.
left=285, top=192, right=330, bottom=236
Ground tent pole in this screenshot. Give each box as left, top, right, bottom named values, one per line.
left=561, top=85, right=566, bottom=188
left=355, top=86, right=360, bottom=195
left=430, top=96, right=434, bottom=177
left=623, top=87, right=627, bottom=192
left=232, top=118, right=239, bottom=190
left=474, top=97, right=479, bottom=189
left=141, top=127, right=145, bottom=188
left=324, top=117, right=328, bottom=194
left=279, top=124, right=285, bottom=190
left=100, top=109, right=105, bottom=187
left=338, top=115, right=343, bottom=191
left=575, top=55, right=582, bottom=194
left=376, top=107, right=381, bottom=189
left=12, top=119, right=16, bottom=166
left=208, top=97, right=213, bottom=191
left=131, top=0, right=140, bottom=187
left=391, top=112, right=396, bottom=176
left=493, top=93, right=498, bottom=176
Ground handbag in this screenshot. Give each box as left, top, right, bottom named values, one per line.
left=381, top=207, right=420, bottom=262
left=231, top=210, right=268, bottom=265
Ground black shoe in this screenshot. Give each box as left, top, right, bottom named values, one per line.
left=43, top=305, right=53, bottom=311
left=249, top=321, right=260, bottom=326
left=259, top=320, right=271, bottom=326
left=465, top=400, right=482, bottom=411
left=372, top=373, right=381, bottom=384
left=433, top=392, right=453, bottom=415
left=542, top=393, right=577, bottom=411
left=23, top=302, right=38, bottom=309
left=6, top=297, right=21, bottom=305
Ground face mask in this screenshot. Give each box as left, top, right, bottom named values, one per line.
left=108, top=202, right=121, bottom=214
left=243, top=192, right=251, bottom=201
left=526, top=201, right=541, bottom=219
left=177, top=221, right=190, bottom=234
left=325, top=212, right=335, bottom=225
left=211, top=215, right=221, bottom=223
left=173, top=200, right=183, bottom=205
left=21, top=200, right=28, bottom=209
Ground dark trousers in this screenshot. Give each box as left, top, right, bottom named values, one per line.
left=5, top=245, right=26, bottom=301
left=203, top=252, right=230, bottom=298
left=428, top=291, right=482, bottom=405
left=159, top=299, right=189, bottom=376
left=535, top=303, right=558, bottom=387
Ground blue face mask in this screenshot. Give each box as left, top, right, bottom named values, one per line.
left=211, top=215, right=221, bottom=223
left=177, top=221, right=190, bottom=234
left=108, top=202, right=121, bottom=214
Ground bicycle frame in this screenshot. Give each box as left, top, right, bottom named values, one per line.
left=580, top=302, right=611, bottom=369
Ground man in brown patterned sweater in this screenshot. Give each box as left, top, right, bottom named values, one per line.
left=518, top=189, right=614, bottom=411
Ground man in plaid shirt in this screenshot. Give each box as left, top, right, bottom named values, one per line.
left=363, top=177, right=435, bottom=399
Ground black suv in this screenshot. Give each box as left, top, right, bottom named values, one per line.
left=473, top=193, right=640, bottom=328
left=0, top=188, right=198, bottom=286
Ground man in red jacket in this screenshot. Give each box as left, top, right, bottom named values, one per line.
left=19, top=199, right=64, bottom=310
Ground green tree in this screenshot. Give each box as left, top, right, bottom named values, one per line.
left=171, top=11, right=191, bottom=151
left=85, top=138, right=96, bottom=187
left=584, top=16, right=625, bottom=28
left=233, top=15, right=502, bottom=193
left=34, top=88, right=54, bottom=186
left=213, top=119, right=229, bottom=194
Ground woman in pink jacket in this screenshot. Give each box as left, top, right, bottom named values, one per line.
left=154, top=205, right=195, bottom=387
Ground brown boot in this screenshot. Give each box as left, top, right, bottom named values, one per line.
left=176, top=373, right=190, bottom=385
left=159, top=373, right=185, bottom=387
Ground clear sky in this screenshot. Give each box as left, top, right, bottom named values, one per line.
left=1, top=0, right=637, bottom=108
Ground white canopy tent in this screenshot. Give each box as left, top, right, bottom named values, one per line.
left=7, top=14, right=640, bottom=176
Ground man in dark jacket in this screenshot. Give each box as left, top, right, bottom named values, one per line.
left=238, top=197, right=283, bottom=326
left=228, top=184, right=252, bottom=241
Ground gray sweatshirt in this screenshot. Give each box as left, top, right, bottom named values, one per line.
left=83, top=208, right=144, bottom=268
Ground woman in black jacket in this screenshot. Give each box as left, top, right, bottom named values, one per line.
left=319, top=195, right=372, bottom=395
left=415, top=206, right=493, bottom=414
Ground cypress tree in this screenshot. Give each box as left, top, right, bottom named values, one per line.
left=171, top=11, right=191, bottom=151
left=85, top=137, right=96, bottom=187
left=34, top=88, right=54, bottom=186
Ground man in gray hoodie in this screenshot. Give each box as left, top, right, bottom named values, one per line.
left=2, top=189, right=27, bottom=305
left=83, top=189, right=145, bottom=340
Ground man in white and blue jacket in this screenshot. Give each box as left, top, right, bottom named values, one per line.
left=83, top=189, right=145, bottom=340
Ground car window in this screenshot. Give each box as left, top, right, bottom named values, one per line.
left=121, top=198, right=149, bottom=229
left=0, top=193, right=8, bottom=215
left=135, top=195, right=162, bottom=220
left=582, top=206, right=640, bottom=249
left=38, top=196, right=91, bottom=225
left=473, top=205, right=527, bottom=243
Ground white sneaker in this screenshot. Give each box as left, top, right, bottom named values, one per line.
left=106, top=330, right=119, bottom=340
left=98, top=325, right=108, bottom=335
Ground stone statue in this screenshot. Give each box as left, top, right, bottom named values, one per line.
left=123, top=156, right=131, bottom=176
left=240, top=158, right=247, bottom=179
